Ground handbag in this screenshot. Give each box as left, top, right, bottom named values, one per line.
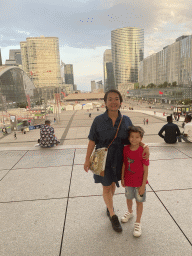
left=89, top=116, right=123, bottom=177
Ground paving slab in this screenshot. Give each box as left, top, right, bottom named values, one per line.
left=70, top=165, right=152, bottom=198
left=0, top=199, right=67, bottom=256
left=61, top=193, right=191, bottom=256
left=0, top=150, right=27, bottom=171
left=156, top=190, right=192, bottom=243
left=0, top=170, right=9, bottom=181
left=149, top=158, right=192, bottom=191
left=0, top=166, right=72, bottom=202
left=149, top=146, right=188, bottom=161
left=12, top=148, right=75, bottom=169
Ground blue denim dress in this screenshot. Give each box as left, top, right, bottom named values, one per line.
left=88, top=111, right=132, bottom=187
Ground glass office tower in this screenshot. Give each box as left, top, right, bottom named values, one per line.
left=103, top=49, right=115, bottom=92
left=111, top=27, right=144, bottom=88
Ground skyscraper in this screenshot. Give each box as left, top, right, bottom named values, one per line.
left=111, top=27, right=144, bottom=89
left=20, top=36, right=62, bottom=90
left=5, top=49, right=22, bottom=66
left=103, top=49, right=115, bottom=92
left=91, top=80, right=96, bottom=92
left=64, top=64, right=74, bottom=89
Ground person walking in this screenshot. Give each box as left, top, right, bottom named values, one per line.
left=121, top=126, right=149, bottom=237
left=178, top=115, right=192, bottom=143
left=84, top=89, right=149, bottom=233
left=158, top=116, right=181, bottom=144
left=143, top=118, right=145, bottom=125
left=146, top=119, right=148, bottom=125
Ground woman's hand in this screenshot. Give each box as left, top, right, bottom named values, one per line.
left=84, top=160, right=90, bottom=172
left=142, top=146, right=149, bottom=160
left=121, top=179, right=125, bottom=187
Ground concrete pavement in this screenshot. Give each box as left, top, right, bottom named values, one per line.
left=0, top=108, right=191, bottom=256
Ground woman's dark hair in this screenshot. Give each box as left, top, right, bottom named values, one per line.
left=104, top=89, right=123, bottom=103
left=128, top=126, right=145, bottom=138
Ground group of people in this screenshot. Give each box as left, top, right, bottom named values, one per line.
left=84, top=89, right=150, bottom=237
left=158, top=115, right=192, bottom=143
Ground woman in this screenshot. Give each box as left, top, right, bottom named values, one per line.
left=84, top=89, right=149, bottom=232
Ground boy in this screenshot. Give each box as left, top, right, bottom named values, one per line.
left=121, top=126, right=149, bottom=237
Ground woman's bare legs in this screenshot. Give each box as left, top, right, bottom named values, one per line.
left=103, top=182, right=116, bottom=217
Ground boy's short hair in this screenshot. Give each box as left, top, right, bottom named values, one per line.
left=45, top=120, right=51, bottom=125
left=128, top=126, right=145, bottom=138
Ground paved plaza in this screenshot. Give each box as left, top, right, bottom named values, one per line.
left=0, top=108, right=191, bottom=255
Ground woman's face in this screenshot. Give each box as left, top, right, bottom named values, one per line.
left=105, top=92, right=121, bottom=111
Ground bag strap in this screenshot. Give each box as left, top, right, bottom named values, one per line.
left=107, top=115, right=123, bottom=149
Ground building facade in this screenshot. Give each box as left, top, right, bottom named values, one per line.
left=0, top=66, right=36, bottom=105
left=139, top=35, right=192, bottom=87
left=64, top=64, right=74, bottom=89
left=111, top=27, right=144, bottom=89
left=103, top=49, right=115, bottom=92
left=5, top=50, right=22, bottom=66
left=20, top=36, right=62, bottom=93
left=91, top=80, right=96, bottom=92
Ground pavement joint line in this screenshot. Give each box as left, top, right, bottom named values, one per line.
left=0, top=150, right=29, bottom=182
left=60, top=111, right=77, bottom=145
left=1, top=188, right=192, bottom=204
left=59, top=148, right=76, bottom=256
left=148, top=183, right=192, bottom=247
left=172, top=146, right=192, bottom=159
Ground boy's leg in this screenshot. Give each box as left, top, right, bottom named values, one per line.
left=136, top=201, right=143, bottom=223
left=127, top=199, right=133, bottom=213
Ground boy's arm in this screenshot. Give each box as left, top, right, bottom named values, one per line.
left=121, top=163, right=125, bottom=187
left=139, top=164, right=148, bottom=195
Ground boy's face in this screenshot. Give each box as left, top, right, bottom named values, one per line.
left=129, top=132, right=142, bottom=146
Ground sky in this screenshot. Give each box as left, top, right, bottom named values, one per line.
left=0, top=0, right=192, bottom=91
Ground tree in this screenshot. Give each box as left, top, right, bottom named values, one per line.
left=172, top=81, right=177, bottom=87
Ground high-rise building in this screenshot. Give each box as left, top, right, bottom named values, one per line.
left=139, top=35, right=192, bottom=87
left=64, top=64, right=74, bottom=89
left=5, top=49, right=22, bottom=66
left=103, top=49, right=115, bottom=92
left=111, top=27, right=144, bottom=89
left=20, top=36, right=62, bottom=91
left=91, top=80, right=96, bottom=92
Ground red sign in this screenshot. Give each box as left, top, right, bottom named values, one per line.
left=159, top=91, right=163, bottom=95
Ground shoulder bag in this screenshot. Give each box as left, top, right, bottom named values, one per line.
left=89, top=116, right=123, bottom=177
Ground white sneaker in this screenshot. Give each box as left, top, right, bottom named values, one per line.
left=121, top=211, right=134, bottom=223
left=133, top=222, right=142, bottom=237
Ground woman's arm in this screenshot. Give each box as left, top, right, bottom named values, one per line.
left=140, top=142, right=149, bottom=160
left=121, top=163, right=125, bottom=187
left=84, top=140, right=95, bottom=172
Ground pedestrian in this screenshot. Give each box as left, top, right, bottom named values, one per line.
left=54, top=117, right=56, bottom=123
left=121, top=126, right=149, bottom=237
left=158, top=116, right=181, bottom=144
left=89, top=113, right=91, bottom=118
left=84, top=89, right=149, bottom=233
left=146, top=119, right=148, bottom=125
left=14, top=131, right=17, bottom=139
left=143, top=118, right=145, bottom=125
left=178, top=115, right=192, bottom=143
